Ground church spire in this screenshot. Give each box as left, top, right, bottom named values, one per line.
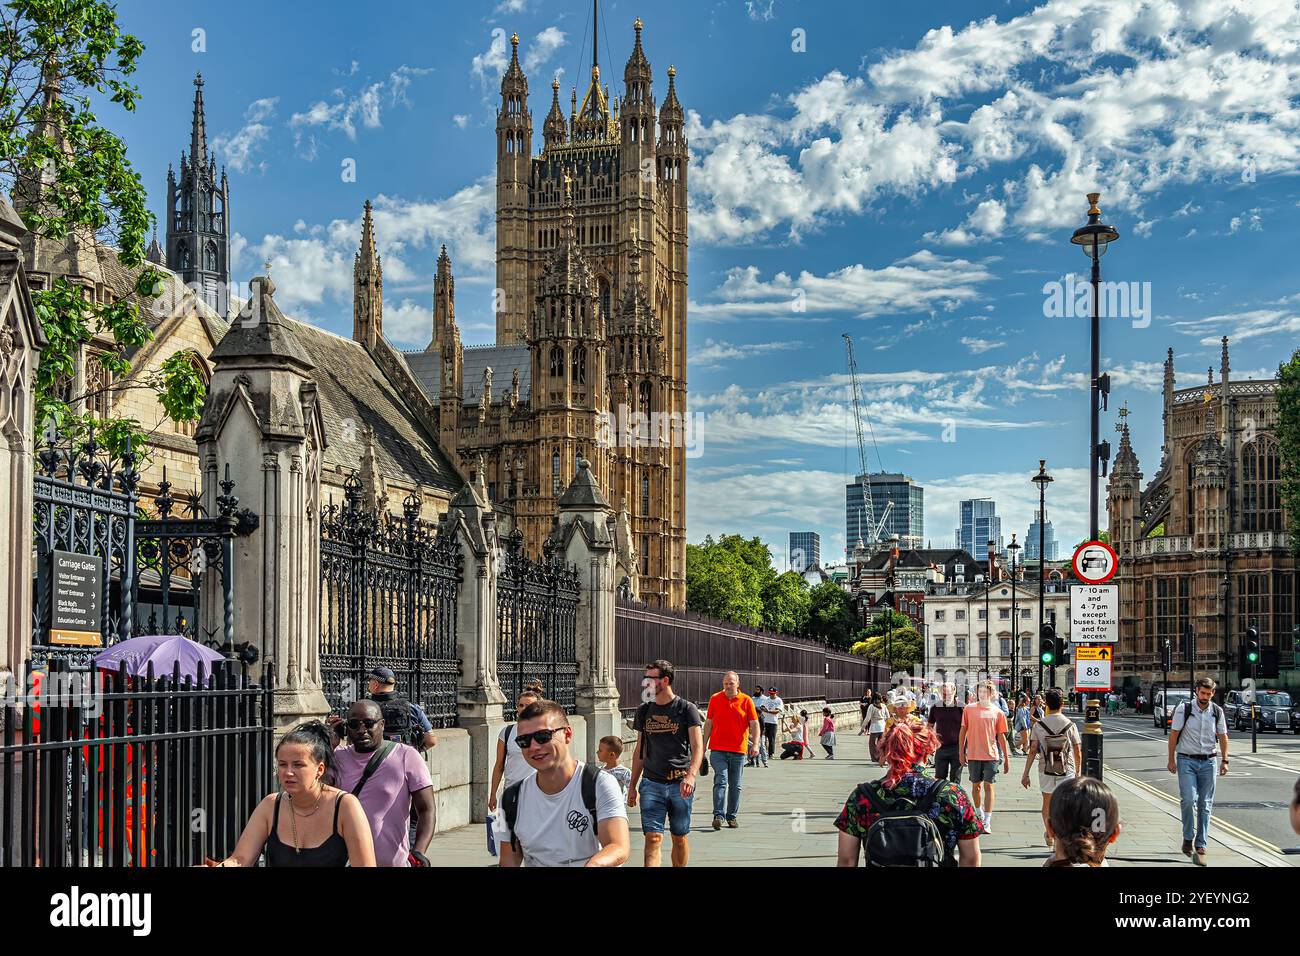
left=353, top=200, right=383, bottom=347
left=190, top=73, right=208, bottom=169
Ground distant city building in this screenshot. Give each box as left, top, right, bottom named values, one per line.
left=956, top=498, right=1002, bottom=561
left=845, top=472, right=924, bottom=559
left=1024, top=510, right=1059, bottom=561
left=789, top=531, right=820, bottom=573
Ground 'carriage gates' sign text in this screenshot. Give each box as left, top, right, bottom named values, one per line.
left=49, top=550, right=103, bottom=646
left=1070, top=583, right=1118, bottom=645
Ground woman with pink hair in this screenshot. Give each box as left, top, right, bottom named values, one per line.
left=835, top=718, right=984, bottom=867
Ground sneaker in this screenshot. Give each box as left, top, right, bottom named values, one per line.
left=1181, top=839, right=1193, bottom=858
left=727, top=818, right=740, bottom=829
left=983, top=814, right=994, bottom=835
left=712, top=815, right=723, bottom=830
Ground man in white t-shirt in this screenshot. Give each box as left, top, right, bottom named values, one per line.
left=760, top=686, right=784, bottom=765
left=748, top=687, right=770, bottom=767
left=497, top=699, right=629, bottom=867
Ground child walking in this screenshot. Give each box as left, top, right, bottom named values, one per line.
left=819, top=707, right=837, bottom=759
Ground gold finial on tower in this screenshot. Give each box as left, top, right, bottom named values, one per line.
left=1086, top=192, right=1101, bottom=216
left=634, top=16, right=643, bottom=31
left=511, top=32, right=519, bottom=49
left=668, top=64, right=676, bottom=77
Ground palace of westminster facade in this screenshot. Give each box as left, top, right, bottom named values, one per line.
left=16, top=10, right=689, bottom=608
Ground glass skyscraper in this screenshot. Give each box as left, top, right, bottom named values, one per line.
left=1025, top=510, right=1059, bottom=561
left=845, top=472, right=924, bottom=558
left=956, top=498, right=1002, bottom=561
left=789, top=531, right=820, bottom=572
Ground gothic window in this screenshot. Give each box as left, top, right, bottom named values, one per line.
left=598, top=276, right=610, bottom=320
left=1236, top=573, right=1269, bottom=646
left=572, top=346, right=586, bottom=385
left=641, top=473, right=650, bottom=514
left=178, top=242, right=191, bottom=271
left=549, top=345, right=564, bottom=379
left=638, top=380, right=652, bottom=415
left=204, top=241, right=218, bottom=272
left=641, top=536, right=650, bottom=575
left=551, top=449, right=561, bottom=496
left=1242, top=439, right=1281, bottom=531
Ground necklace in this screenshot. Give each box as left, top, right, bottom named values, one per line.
left=286, top=784, right=325, bottom=853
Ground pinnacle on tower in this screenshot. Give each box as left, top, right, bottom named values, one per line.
left=190, top=73, right=208, bottom=169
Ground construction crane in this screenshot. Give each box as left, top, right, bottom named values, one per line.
left=844, top=333, right=892, bottom=555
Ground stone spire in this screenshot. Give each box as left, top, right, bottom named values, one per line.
left=190, top=73, right=209, bottom=169
left=543, top=77, right=567, bottom=149
left=352, top=200, right=383, bottom=347
left=208, top=265, right=312, bottom=372
left=145, top=227, right=166, bottom=266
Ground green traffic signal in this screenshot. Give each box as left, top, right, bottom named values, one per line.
left=1040, top=650, right=1054, bottom=665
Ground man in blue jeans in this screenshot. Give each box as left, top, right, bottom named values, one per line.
left=1166, top=677, right=1230, bottom=866
left=702, top=671, right=760, bottom=829
left=630, top=659, right=703, bottom=867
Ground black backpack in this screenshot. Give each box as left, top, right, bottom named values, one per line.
left=502, top=762, right=601, bottom=855
left=860, top=780, right=955, bottom=867
left=370, top=691, right=414, bottom=742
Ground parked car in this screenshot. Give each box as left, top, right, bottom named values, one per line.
left=1154, top=688, right=1191, bottom=729
left=1224, top=688, right=1250, bottom=725
left=1232, top=690, right=1298, bottom=734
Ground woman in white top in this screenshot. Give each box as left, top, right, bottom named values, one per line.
left=861, top=694, right=887, bottom=762
left=488, top=681, right=545, bottom=815
left=779, top=710, right=811, bottom=760
left=1043, top=776, right=1121, bottom=867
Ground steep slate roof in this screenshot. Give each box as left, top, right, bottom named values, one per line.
left=402, top=344, right=531, bottom=405
left=858, top=548, right=980, bottom=572
left=286, top=320, right=461, bottom=493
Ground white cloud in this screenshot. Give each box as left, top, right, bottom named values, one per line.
left=212, top=97, right=279, bottom=174
left=688, top=0, right=1300, bottom=244
left=1173, top=308, right=1300, bottom=347
left=691, top=251, right=995, bottom=322
left=453, top=114, right=470, bottom=129
left=290, top=66, right=432, bottom=155
left=961, top=336, right=1005, bottom=354
left=689, top=338, right=805, bottom=368
left=924, top=467, right=1092, bottom=554
left=926, top=199, right=1007, bottom=246
left=746, top=0, right=776, bottom=21
left=494, top=0, right=528, bottom=12
left=524, top=27, right=566, bottom=72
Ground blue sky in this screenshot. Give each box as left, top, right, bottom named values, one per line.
left=112, top=0, right=1300, bottom=567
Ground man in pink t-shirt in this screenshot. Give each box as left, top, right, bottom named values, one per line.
left=959, top=681, right=1010, bottom=834
left=331, top=700, right=436, bottom=866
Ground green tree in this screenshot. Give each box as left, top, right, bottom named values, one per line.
left=807, top=580, right=856, bottom=650
left=760, top=570, right=810, bottom=635
left=1278, top=349, right=1300, bottom=557
left=851, top=625, right=922, bottom=670
left=859, top=607, right=911, bottom=638
left=1, top=0, right=204, bottom=455
left=686, top=536, right=768, bottom=627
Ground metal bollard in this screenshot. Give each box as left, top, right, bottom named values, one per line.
left=1082, top=697, right=1103, bottom=781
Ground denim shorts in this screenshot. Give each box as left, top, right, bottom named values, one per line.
left=638, top=778, right=694, bottom=836
left=967, top=759, right=999, bottom=783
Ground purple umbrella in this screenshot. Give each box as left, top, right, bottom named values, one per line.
left=94, top=634, right=227, bottom=681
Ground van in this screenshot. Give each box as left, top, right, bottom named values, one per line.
left=1154, top=688, right=1191, bottom=728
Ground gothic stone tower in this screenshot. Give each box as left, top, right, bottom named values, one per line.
left=167, top=74, right=231, bottom=317
left=490, top=11, right=688, bottom=607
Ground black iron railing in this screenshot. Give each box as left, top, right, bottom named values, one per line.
left=496, top=528, right=580, bottom=710
left=319, top=476, right=462, bottom=726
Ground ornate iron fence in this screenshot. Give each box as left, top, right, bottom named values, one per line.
left=318, top=476, right=462, bottom=727
left=31, top=429, right=256, bottom=669
left=31, top=429, right=139, bottom=669
left=0, top=657, right=273, bottom=867
left=496, top=528, right=580, bottom=710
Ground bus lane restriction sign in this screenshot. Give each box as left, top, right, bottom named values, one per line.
left=1070, top=584, right=1118, bottom=645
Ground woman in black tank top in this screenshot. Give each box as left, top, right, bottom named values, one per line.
left=207, top=721, right=376, bottom=867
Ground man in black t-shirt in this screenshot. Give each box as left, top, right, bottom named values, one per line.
left=629, top=659, right=703, bottom=867
left=927, top=683, right=965, bottom=784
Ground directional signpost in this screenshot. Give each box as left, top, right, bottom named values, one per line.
left=49, top=550, right=104, bottom=646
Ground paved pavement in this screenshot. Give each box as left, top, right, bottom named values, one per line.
left=424, top=725, right=1295, bottom=866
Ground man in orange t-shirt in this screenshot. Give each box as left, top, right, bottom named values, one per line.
left=959, top=680, right=1011, bottom=834
left=702, top=671, right=760, bottom=830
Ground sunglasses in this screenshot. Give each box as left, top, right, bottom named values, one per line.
left=346, top=718, right=381, bottom=730
left=515, top=727, right=568, bottom=749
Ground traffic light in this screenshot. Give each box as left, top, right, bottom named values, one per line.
left=1246, top=626, right=1260, bottom=665
left=1040, top=623, right=1056, bottom=665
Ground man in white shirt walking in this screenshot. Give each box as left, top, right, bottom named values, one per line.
left=760, top=686, right=784, bottom=765
left=1166, top=677, right=1229, bottom=865
left=498, top=700, right=630, bottom=867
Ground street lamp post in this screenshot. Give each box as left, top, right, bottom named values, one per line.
left=985, top=539, right=995, bottom=683
left=1070, top=193, right=1120, bottom=543
left=1032, top=460, right=1054, bottom=692
left=1008, top=535, right=1021, bottom=694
